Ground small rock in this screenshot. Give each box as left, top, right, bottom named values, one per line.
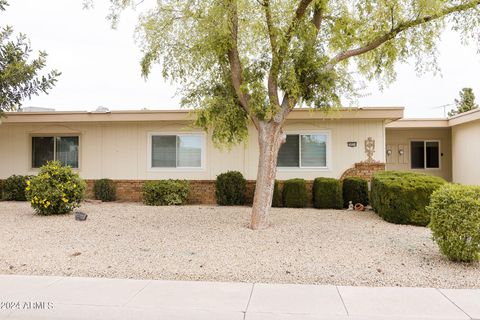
left=286, top=270, right=291, bottom=274
left=9, top=265, right=14, bottom=270
left=71, top=252, right=81, bottom=257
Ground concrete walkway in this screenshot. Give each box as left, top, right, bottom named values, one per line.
left=0, top=275, right=479, bottom=320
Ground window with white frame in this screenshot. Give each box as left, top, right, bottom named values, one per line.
left=410, top=140, right=440, bottom=169
left=151, top=134, right=203, bottom=168
left=277, top=133, right=328, bottom=168
left=32, top=136, right=79, bottom=168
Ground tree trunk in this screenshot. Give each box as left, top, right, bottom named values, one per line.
left=250, top=121, right=285, bottom=230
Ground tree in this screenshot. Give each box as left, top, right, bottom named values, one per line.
left=0, top=0, right=60, bottom=116
left=105, top=0, right=480, bottom=229
left=448, top=88, right=478, bottom=117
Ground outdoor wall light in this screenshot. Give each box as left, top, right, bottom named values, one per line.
left=386, top=149, right=392, bottom=156
left=399, top=149, right=404, bottom=156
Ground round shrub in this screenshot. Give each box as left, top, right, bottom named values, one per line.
left=3, top=175, right=35, bottom=201
left=427, top=184, right=480, bottom=262
left=342, top=177, right=369, bottom=208
left=26, top=161, right=86, bottom=215
left=313, top=177, right=343, bottom=209
left=94, top=179, right=116, bottom=202
left=143, top=180, right=189, bottom=206
left=370, top=171, right=446, bottom=226
left=215, top=171, right=247, bottom=206
left=282, top=178, right=307, bottom=208
left=271, top=180, right=283, bottom=207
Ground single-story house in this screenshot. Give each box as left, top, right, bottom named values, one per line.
left=0, top=106, right=478, bottom=203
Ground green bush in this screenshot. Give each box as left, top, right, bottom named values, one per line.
left=215, top=171, right=247, bottom=206
left=0, top=180, right=3, bottom=200
left=313, top=177, right=343, bottom=209
left=272, top=180, right=283, bottom=207
left=3, top=175, right=34, bottom=201
left=371, top=171, right=446, bottom=226
left=427, top=184, right=480, bottom=262
left=26, top=161, right=86, bottom=215
left=143, top=180, right=189, bottom=206
left=342, top=177, right=369, bottom=208
left=282, top=178, right=307, bottom=208
left=94, top=179, right=116, bottom=202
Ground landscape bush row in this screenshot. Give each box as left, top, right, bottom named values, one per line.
left=3, top=165, right=479, bottom=263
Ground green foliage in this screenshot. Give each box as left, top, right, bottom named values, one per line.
left=103, top=0, right=480, bottom=148
left=427, top=184, right=480, bottom=262
left=25, top=161, right=86, bottom=215
left=448, top=88, right=478, bottom=117
left=342, top=177, right=369, bottom=208
left=371, top=171, right=446, bottom=226
left=282, top=178, right=307, bottom=208
left=0, top=179, right=3, bottom=200
left=272, top=180, right=283, bottom=207
left=0, top=1, right=60, bottom=115
left=93, top=179, right=116, bottom=202
left=143, top=180, right=189, bottom=206
left=3, top=174, right=34, bottom=201
left=215, top=171, right=247, bottom=206
left=313, top=177, right=343, bottom=209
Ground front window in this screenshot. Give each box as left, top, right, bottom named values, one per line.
left=151, top=134, right=203, bottom=168
left=277, top=133, right=328, bottom=168
left=411, top=140, right=440, bottom=169
left=32, top=136, right=79, bottom=168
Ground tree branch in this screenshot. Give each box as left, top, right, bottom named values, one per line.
left=326, top=0, right=480, bottom=69
left=226, top=0, right=259, bottom=128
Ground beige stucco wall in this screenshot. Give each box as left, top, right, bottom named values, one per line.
left=385, top=128, right=452, bottom=181
left=0, top=119, right=385, bottom=180
left=452, top=119, right=480, bottom=185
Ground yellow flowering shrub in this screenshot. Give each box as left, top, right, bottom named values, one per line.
left=26, top=161, right=86, bottom=215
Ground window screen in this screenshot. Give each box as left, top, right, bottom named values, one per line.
left=32, top=137, right=54, bottom=168
left=152, top=135, right=176, bottom=167
left=277, top=135, right=299, bottom=167
left=56, top=136, right=79, bottom=168
left=177, top=135, right=202, bottom=167
left=278, top=133, right=328, bottom=168
left=410, top=141, right=425, bottom=169
left=151, top=134, right=202, bottom=168
left=425, top=141, right=440, bottom=168
left=301, top=134, right=327, bottom=167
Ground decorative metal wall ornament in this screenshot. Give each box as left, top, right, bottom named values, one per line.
left=364, top=137, right=377, bottom=163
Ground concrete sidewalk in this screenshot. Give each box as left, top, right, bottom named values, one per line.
left=0, top=275, right=479, bottom=320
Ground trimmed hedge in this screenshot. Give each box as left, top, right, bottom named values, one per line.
left=94, top=179, right=116, bottom=202
left=427, top=184, right=480, bottom=262
left=342, top=177, right=369, bottom=208
left=272, top=180, right=283, bottom=207
left=215, top=171, right=247, bottom=206
left=282, top=178, right=307, bottom=208
left=3, top=175, right=34, bottom=201
left=143, top=180, right=189, bottom=206
left=313, top=177, right=343, bottom=209
left=371, top=171, right=446, bottom=226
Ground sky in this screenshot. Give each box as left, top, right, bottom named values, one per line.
left=2, top=0, right=480, bottom=118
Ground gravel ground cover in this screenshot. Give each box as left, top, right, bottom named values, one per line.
left=0, top=201, right=479, bottom=288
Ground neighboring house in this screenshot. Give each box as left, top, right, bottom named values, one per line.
left=0, top=106, right=478, bottom=203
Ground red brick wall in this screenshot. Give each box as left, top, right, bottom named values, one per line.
left=340, top=162, right=385, bottom=181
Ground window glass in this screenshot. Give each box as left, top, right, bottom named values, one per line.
left=177, top=135, right=202, bottom=167
left=426, top=141, right=440, bottom=168
left=56, top=136, right=79, bottom=168
left=152, top=135, right=176, bottom=167
left=411, top=141, right=425, bottom=169
left=277, top=135, right=299, bottom=167
left=301, top=134, right=327, bottom=167
left=32, top=137, right=54, bottom=168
